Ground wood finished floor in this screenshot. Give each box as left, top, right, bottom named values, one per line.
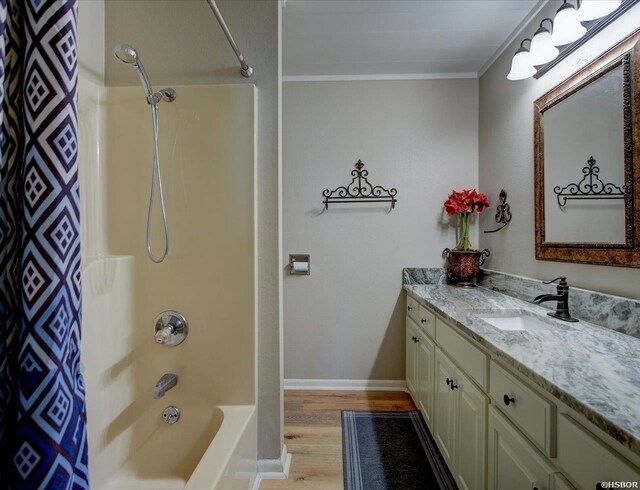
left=260, top=390, right=417, bottom=489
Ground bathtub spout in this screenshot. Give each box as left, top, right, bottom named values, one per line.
left=154, top=373, right=178, bottom=399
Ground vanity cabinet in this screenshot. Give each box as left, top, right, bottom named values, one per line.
left=488, top=406, right=556, bottom=490
left=434, top=347, right=488, bottom=490
left=406, top=318, right=419, bottom=395
left=557, top=413, right=640, bottom=489
left=416, top=330, right=435, bottom=425
left=406, top=311, right=436, bottom=424
left=405, top=291, right=640, bottom=490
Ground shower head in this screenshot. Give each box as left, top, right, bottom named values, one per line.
left=114, top=44, right=139, bottom=65
left=113, top=43, right=155, bottom=102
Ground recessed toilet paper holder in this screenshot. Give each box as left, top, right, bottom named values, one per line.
left=289, top=254, right=310, bottom=275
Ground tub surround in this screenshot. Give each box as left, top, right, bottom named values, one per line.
left=403, top=269, right=640, bottom=457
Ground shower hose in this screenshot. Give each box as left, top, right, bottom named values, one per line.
left=146, top=101, right=169, bottom=263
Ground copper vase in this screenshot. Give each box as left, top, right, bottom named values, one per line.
left=442, top=249, right=490, bottom=288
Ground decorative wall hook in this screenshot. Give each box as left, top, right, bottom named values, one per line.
left=322, top=160, right=397, bottom=210
left=553, top=156, right=626, bottom=207
left=484, top=189, right=512, bottom=234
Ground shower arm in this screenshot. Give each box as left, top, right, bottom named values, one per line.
left=205, top=0, right=254, bottom=78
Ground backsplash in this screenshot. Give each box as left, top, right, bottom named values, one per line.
left=403, top=267, right=640, bottom=339
left=403, top=268, right=447, bottom=285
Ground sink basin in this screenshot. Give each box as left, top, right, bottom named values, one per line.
left=477, top=313, right=554, bottom=332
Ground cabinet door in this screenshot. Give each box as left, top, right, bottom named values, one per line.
left=488, top=406, right=554, bottom=490
left=416, top=331, right=435, bottom=426
left=406, top=320, right=418, bottom=396
left=456, top=368, right=488, bottom=490
left=552, top=473, right=576, bottom=490
left=434, top=347, right=458, bottom=469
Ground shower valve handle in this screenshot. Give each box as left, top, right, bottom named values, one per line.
left=153, top=311, right=189, bottom=347
left=154, top=325, right=174, bottom=344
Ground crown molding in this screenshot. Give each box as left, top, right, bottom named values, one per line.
left=283, top=72, right=478, bottom=82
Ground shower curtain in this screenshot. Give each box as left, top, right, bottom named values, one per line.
left=0, top=0, right=88, bottom=488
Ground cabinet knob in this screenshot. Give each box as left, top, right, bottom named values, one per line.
left=446, top=377, right=452, bottom=385
left=503, top=394, right=515, bottom=406
left=450, top=382, right=458, bottom=390
left=421, top=318, right=427, bottom=324
left=408, top=306, right=413, bottom=311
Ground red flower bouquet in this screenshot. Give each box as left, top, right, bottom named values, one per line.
left=444, top=189, right=489, bottom=251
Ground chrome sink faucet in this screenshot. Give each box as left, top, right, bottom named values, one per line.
left=153, top=373, right=178, bottom=399
left=532, top=276, right=578, bottom=322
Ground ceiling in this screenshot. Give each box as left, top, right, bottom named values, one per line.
left=283, top=0, right=541, bottom=78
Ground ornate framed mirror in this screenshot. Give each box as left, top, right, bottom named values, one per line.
left=534, top=30, right=640, bottom=267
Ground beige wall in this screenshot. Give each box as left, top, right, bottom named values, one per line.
left=78, top=0, right=105, bottom=84
left=283, top=79, right=479, bottom=381
left=103, top=0, right=283, bottom=459
left=80, top=80, right=256, bottom=489
left=478, top=1, right=640, bottom=300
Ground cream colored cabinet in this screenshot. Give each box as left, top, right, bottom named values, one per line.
left=405, top=293, right=640, bottom=490
left=556, top=413, right=640, bottom=489
left=434, top=347, right=458, bottom=467
left=456, top=368, right=487, bottom=490
left=488, top=406, right=555, bottom=490
left=434, top=346, right=488, bottom=490
left=489, top=360, right=555, bottom=456
left=416, top=329, right=435, bottom=425
left=552, top=473, right=576, bottom=490
left=406, top=318, right=419, bottom=396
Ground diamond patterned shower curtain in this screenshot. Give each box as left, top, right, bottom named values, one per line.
left=0, top=0, right=88, bottom=488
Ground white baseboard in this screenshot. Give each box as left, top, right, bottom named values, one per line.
left=255, top=444, right=291, bottom=487
left=284, top=378, right=407, bottom=391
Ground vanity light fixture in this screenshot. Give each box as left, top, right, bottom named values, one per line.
left=577, top=0, right=622, bottom=21
left=550, top=0, right=587, bottom=46
left=507, top=39, right=537, bottom=80
left=530, top=19, right=560, bottom=65
left=507, top=0, right=626, bottom=80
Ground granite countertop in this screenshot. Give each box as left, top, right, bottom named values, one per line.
left=404, top=283, right=640, bottom=457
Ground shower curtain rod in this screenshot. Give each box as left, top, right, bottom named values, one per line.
left=205, top=0, right=254, bottom=78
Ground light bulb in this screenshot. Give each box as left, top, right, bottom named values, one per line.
left=507, top=42, right=536, bottom=80
left=577, top=0, right=621, bottom=21
left=550, top=2, right=587, bottom=46
left=530, top=25, right=559, bottom=65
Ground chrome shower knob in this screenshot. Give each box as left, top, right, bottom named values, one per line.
left=153, top=310, right=188, bottom=346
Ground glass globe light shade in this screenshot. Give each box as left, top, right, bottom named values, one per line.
left=550, top=2, right=587, bottom=46
left=577, top=0, right=622, bottom=21
left=507, top=45, right=536, bottom=80
left=530, top=27, right=560, bottom=65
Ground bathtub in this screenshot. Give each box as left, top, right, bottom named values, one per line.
left=103, top=404, right=257, bottom=490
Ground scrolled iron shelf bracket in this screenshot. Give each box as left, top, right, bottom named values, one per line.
left=484, top=189, right=512, bottom=234
left=553, top=156, right=626, bottom=207
left=322, top=160, right=398, bottom=210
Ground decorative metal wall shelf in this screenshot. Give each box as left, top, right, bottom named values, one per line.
left=553, top=156, right=626, bottom=207
left=484, top=189, right=512, bottom=234
left=322, top=160, right=397, bottom=210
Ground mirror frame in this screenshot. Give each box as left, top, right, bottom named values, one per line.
left=534, top=30, right=640, bottom=268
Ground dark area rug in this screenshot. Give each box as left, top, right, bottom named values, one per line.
left=342, top=410, right=457, bottom=490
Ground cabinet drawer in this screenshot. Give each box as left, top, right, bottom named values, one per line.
left=489, top=361, right=555, bottom=456
left=406, top=294, right=419, bottom=323
left=418, top=305, right=436, bottom=339
left=557, top=414, right=640, bottom=489
left=436, top=318, right=487, bottom=389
